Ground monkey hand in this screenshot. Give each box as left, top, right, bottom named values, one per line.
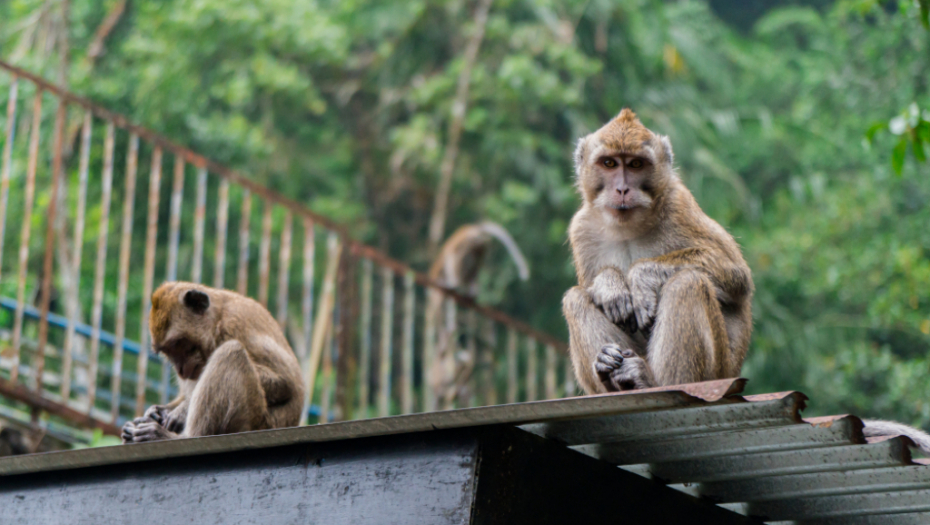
left=627, top=262, right=671, bottom=333
left=142, top=404, right=170, bottom=426
left=594, top=345, right=655, bottom=391
left=121, top=417, right=179, bottom=443
left=587, top=267, right=638, bottom=333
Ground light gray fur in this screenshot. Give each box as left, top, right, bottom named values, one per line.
left=863, top=419, right=930, bottom=455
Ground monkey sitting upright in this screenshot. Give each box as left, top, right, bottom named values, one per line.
left=563, top=109, right=754, bottom=394
left=121, top=282, right=304, bottom=443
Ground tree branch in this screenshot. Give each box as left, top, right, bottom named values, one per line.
left=427, top=0, right=493, bottom=254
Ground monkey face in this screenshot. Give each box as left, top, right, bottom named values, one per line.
left=150, top=282, right=217, bottom=380
left=574, top=109, right=675, bottom=226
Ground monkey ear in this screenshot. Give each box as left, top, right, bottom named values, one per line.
left=573, top=137, right=588, bottom=173
left=659, top=135, right=674, bottom=166
left=183, top=290, right=210, bottom=314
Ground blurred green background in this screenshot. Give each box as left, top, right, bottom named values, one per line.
left=1, top=0, right=928, bottom=428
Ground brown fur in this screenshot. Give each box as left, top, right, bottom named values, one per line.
left=564, top=109, right=753, bottom=394
left=122, top=282, right=304, bottom=443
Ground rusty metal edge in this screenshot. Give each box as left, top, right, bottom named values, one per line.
left=0, top=379, right=749, bottom=476
left=0, top=59, right=565, bottom=350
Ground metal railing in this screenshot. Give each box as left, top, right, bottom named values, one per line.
left=0, top=60, right=573, bottom=434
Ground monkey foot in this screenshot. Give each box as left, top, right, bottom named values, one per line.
left=121, top=418, right=178, bottom=443
left=594, top=344, right=652, bottom=391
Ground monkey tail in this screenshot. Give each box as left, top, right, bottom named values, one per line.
left=862, top=419, right=930, bottom=455
left=477, top=221, right=530, bottom=281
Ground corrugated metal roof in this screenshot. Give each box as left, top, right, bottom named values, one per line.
left=1, top=378, right=927, bottom=523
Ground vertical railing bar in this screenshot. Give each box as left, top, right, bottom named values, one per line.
left=110, top=133, right=139, bottom=424
left=377, top=267, right=395, bottom=417
left=275, top=211, right=292, bottom=328
left=0, top=76, right=18, bottom=280
left=422, top=289, right=438, bottom=412
left=190, top=167, right=207, bottom=284
left=135, top=146, right=162, bottom=417
left=480, top=318, right=497, bottom=406
left=319, top=319, right=334, bottom=424
left=258, top=204, right=272, bottom=306
left=61, top=111, right=91, bottom=401
left=357, top=258, right=373, bottom=418
left=401, top=271, right=415, bottom=414
left=165, top=155, right=184, bottom=282
left=235, top=189, right=251, bottom=295
left=440, top=296, right=458, bottom=410
left=506, top=328, right=517, bottom=404
left=544, top=344, right=556, bottom=400
left=86, top=122, right=114, bottom=414
left=303, top=233, right=340, bottom=424
left=563, top=356, right=576, bottom=398
left=297, top=218, right=315, bottom=424
left=213, top=178, right=229, bottom=289
left=10, top=90, right=43, bottom=385
left=463, top=309, right=477, bottom=408
left=161, top=155, right=184, bottom=403
left=34, top=98, right=67, bottom=393
left=525, top=337, right=537, bottom=402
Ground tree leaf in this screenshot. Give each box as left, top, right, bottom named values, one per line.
left=865, top=121, right=886, bottom=143
left=920, top=0, right=930, bottom=29
left=892, top=139, right=907, bottom=175
left=912, top=134, right=927, bottom=163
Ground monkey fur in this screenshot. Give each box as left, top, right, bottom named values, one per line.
left=428, top=221, right=530, bottom=295
left=427, top=221, right=529, bottom=408
left=121, top=282, right=304, bottom=443
left=563, top=109, right=754, bottom=394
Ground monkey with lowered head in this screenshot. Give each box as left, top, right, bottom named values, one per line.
left=563, top=109, right=754, bottom=394
left=121, top=282, right=304, bottom=443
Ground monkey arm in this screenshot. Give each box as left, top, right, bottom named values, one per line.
left=587, top=267, right=637, bottom=334
left=625, top=248, right=750, bottom=331
left=631, top=248, right=751, bottom=306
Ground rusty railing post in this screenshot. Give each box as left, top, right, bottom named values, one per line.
left=10, top=90, right=43, bottom=385
left=86, top=123, right=114, bottom=415
left=34, top=98, right=68, bottom=396
left=110, top=133, right=139, bottom=423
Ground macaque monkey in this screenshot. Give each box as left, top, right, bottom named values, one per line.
left=429, top=221, right=530, bottom=295
left=121, top=282, right=304, bottom=443
left=563, top=109, right=754, bottom=394
left=427, top=222, right=529, bottom=408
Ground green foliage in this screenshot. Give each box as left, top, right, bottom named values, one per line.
left=868, top=103, right=930, bottom=176
left=71, top=428, right=121, bottom=449
left=1, top=0, right=929, bottom=430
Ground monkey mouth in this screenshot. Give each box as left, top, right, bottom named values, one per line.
left=607, top=203, right=641, bottom=217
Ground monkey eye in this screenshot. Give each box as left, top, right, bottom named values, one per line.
left=628, top=158, right=644, bottom=169
left=602, top=158, right=618, bottom=168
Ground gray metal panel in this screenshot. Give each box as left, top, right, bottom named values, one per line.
left=776, top=511, right=930, bottom=524
left=0, top=436, right=479, bottom=525
left=690, top=464, right=930, bottom=503
left=0, top=379, right=743, bottom=476
left=574, top=415, right=862, bottom=465
left=520, top=393, right=803, bottom=446
left=648, top=438, right=911, bottom=484
left=734, top=488, right=930, bottom=521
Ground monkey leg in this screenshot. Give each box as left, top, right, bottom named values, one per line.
left=184, top=340, right=273, bottom=437
left=647, top=269, right=729, bottom=386
left=563, top=286, right=645, bottom=394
